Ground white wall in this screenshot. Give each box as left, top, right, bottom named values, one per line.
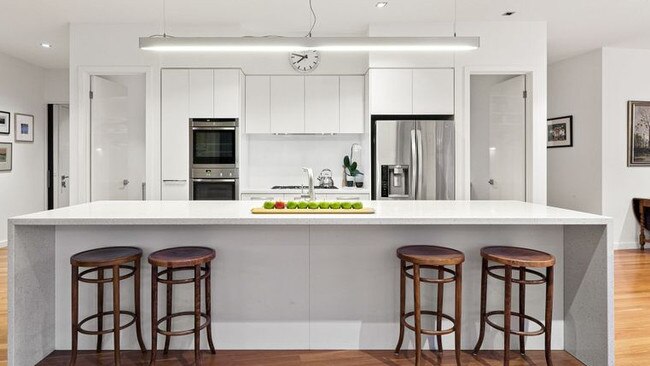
left=547, top=50, right=602, bottom=215
left=0, top=52, right=47, bottom=246
left=369, top=21, right=548, bottom=203
left=469, top=75, right=512, bottom=200
left=44, top=69, right=70, bottom=104
left=602, top=47, right=650, bottom=248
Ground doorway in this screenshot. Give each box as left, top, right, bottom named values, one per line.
left=470, top=74, right=527, bottom=201
left=89, top=74, right=146, bottom=201
left=48, top=104, right=70, bottom=209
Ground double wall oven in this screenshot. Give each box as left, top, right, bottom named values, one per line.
left=189, top=118, right=239, bottom=200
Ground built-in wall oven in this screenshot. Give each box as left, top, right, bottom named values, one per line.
left=190, top=118, right=239, bottom=200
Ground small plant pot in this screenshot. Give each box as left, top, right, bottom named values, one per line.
left=345, top=174, right=355, bottom=187
left=354, top=173, right=364, bottom=188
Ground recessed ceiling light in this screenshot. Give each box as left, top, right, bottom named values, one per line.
left=502, top=11, right=516, bottom=16
left=40, top=42, right=52, bottom=48
left=375, top=2, right=388, bottom=8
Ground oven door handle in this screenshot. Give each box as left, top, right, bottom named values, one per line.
left=192, top=179, right=237, bottom=183
left=192, top=127, right=236, bottom=131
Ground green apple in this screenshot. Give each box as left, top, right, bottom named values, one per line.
left=308, top=202, right=319, bottom=209
left=341, top=202, right=352, bottom=209
left=330, top=202, right=341, bottom=209
left=298, top=201, right=309, bottom=209
left=352, top=202, right=363, bottom=209
left=287, top=201, right=298, bottom=209
left=319, top=201, right=330, bottom=209
left=263, top=201, right=275, bottom=209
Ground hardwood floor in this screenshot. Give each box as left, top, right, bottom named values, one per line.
left=0, top=248, right=646, bottom=364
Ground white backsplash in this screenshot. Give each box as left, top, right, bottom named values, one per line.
left=244, top=134, right=369, bottom=188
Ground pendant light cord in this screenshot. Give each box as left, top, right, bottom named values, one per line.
left=453, top=0, right=457, bottom=37
left=306, top=0, right=317, bottom=37
left=162, top=0, right=167, bottom=37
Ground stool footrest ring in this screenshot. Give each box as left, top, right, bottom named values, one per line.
left=487, top=265, right=546, bottom=285
left=156, top=266, right=209, bottom=285
left=401, top=310, right=456, bottom=336
left=77, top=310, right=137, bottom=335
left=404, top=265, right=457, bottom=284
left=78, top=265, right=136, bottom=284
left=485, top=310, right=546, bottom=336
left=155, top=311, right=211, bottom=337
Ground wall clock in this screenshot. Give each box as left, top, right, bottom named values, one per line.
left=289, top=50, right=320, bottom=73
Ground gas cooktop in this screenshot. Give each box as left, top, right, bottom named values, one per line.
left=271, top=185, right=338, bottom=190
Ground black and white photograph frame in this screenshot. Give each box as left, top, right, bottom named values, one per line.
left=0, top=142, right=12, bottom=171
left=547, top=115, right=573, bottom=148
left=14, top=113, right=34, bottom=142
left=628, top=101, right=650, bottom=166
left=0, top=111, right=9, bottom=135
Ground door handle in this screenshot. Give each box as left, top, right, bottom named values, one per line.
left=61, top=175, right=69, bottom=188
left=410, top=129, right=417, bottom=199
left=488, top=179, right=495, bottom=185
left=416, top=129, right=423, bottom=200
left=122, top=179, right=130, bottom=187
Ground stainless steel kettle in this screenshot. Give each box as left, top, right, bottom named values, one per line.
left=317, top=169, right=335, bottom=188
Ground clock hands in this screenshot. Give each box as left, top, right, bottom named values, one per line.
left=291, top=53, right=308, bottom=63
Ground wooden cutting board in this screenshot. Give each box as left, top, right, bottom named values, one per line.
left=251, top=207, right=375, bottom=214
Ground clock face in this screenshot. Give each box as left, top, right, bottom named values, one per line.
left=289, top=50, right=320, bottom=73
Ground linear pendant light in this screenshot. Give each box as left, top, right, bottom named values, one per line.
left=139, top=36, right=480, bottom=52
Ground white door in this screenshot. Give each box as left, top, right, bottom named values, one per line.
left=488, top=75, right=526, bottom=200
left=90, top=75, right=132, bottom=201
left=53, top=105, right=70, bottom=208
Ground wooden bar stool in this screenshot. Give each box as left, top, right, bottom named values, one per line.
left=70, top=246, right=146, bottom=366
left=394, top=245, right=464, bottom=366
left=149, top=246, right=217, bottom=365
left=472, top=246, right=555, bottom=366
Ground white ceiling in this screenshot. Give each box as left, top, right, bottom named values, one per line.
left=3, top=0, right=650, bottom=69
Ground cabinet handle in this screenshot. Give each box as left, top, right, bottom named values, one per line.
left=249, top=196, right=274, bottom=200
left=163, top=179, right=187, bottom=183
left=336, top=197, right=360, bottom=200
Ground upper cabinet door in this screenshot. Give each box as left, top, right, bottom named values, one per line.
left=189, top=69, right=213, bottom=117
left=161, top=69, right=190, bottom=199
left=369, top=69, right=412, bottom=115
left=412, top=69, right=454, bottom=115
left=245, top=76, right=271, bottom=133
left=271, top=76, right=305, bottom=134
left=305, top=76, right=339, bottom=133
left=339, top=76, right=365, bottom=134
left=214, top=69, right=241, bottom=118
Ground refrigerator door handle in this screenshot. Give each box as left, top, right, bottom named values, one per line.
left=416, top=128, right=423, bottom=200
left=410, top=129, right=417, bottom=200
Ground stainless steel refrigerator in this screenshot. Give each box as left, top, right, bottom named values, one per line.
left=373, top=119, right=454, bottom=200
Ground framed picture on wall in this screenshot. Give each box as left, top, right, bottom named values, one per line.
left=0, top=142, right=12, bottom=171
left=0, top=111, right=9, bottom=135
left=628, top=101, right=650, bottom=166
left=547, top=116, right=573, bottom=148
left=14, top=113, right=34, bottom=142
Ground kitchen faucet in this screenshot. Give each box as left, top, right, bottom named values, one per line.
left=301, top=167, right=314, bottom=201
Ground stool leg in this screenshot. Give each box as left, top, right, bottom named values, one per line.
left=504, top=265, right=513, bottom=366
left=413, top=264, right=422, bottom=366
left=394, top=260, right=406, bottom=355
left=545, top=266, right=555, bottom=366
left=194, top=265, right=202, bottom=366
left=70, top=265, right=79, bottom=366
left=205, top=262, right=216, bottom=354
left=97, top=268, right=104, bottom=352
left=519, top=266, right=526, bottom=355
left=134, top=260, right=147, bottom=353
left=150, top=265, right=158, bottom=366
left=472, top=258, right=488, bottom=355
left=163, top=270, right=172, bottom=354
left=112, top=265, right=121, bottom=366
left=454, top=263, right=462, bottom=366
left=436, top=266, right=444, bottom=353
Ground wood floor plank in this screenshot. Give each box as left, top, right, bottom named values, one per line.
left=0, top=247, right=647, bottom=364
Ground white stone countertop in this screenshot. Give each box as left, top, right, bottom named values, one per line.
left=9, top=200, right=610, bottom=226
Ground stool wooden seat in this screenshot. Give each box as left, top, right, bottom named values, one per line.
left=473, top=246, right=555, bottom=366
left=149, top=247, right=217, bottom=365
left=395, top=245, right=464, bottom=366
left=70, top=246, right=146, bottom=366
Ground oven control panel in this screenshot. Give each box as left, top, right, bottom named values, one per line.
left=192, top=168, right=239, bottom=179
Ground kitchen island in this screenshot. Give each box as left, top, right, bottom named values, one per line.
left=8, top=200, right=612, bottom=366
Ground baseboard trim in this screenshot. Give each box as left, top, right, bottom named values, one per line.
left=0, top=240, right=6, bottom=248
left=615, top=241, right=641, bottom=250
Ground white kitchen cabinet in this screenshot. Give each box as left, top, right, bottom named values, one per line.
left=241, top=193, right=285, bottom=201
left=161, top=69, right=190, bottom=200
left=305, top=76, right=339, bottom=133
left=189, top=69, right=213, bottom=117
left=214, top=69, right=241, bottom=118
left=325, top=193, right=370, bottom=201
left=245, top=76, right=271, bottom=133
left=369, top=69, right=412, bottom=115
left=339, top=76, right=365, bottom=133
left=412, top=69, right=454, bottom=115
left=271, top=76, right=304, bottom=133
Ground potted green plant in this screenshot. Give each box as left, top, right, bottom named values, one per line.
left=343, top=155, right=362, bottom=187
